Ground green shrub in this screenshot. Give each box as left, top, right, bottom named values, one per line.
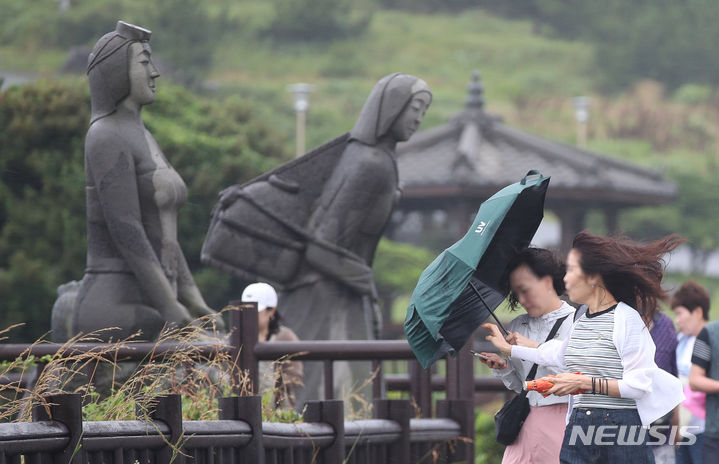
left=474, top=408, right=504, bottom=464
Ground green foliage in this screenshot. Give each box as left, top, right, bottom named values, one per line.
left=474, top=408, right=504, bottom=463
left=121, top=0, right=225, bottom=87
left=621, top=168, right=719, bottom=273
left=266, top=0, right=375, bottom=42
left=0, top=78, right=289, bottom=341
left=673, top=84, right=713, bottom=105
left=261, top=388, right=303, bottom=423
left=484, top=0, right=719, bottom=91
left=0, top=79, right=88, bottom=341
left=82, top=386, right=136, bottom=421
left=0, top=0, right=224, bottom=86
left=373, top=239, right=435, bottom=298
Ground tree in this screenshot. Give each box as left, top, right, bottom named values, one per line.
left=266, top=0, right=375, bottom=41
left=621, top=169, right=719, bottom=274
left=373, top=238, right=435, bottom=328
left=479, top=0, right=719, bottom=91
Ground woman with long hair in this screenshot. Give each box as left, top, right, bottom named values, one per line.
left=484, top=230, right=685, bottom=463
left=477, top=247, right=575, bottom=463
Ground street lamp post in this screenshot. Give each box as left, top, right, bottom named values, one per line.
left=572, top=96, right=590, bottom=149
left=287, top=83, right=315, bottom=157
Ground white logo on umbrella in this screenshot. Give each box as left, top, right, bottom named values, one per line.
left=474, top=221, right=489, bottom=234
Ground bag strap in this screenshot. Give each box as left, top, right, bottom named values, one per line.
left=573, top=305, right=588, bottom=322
left=524, top=315, right=569, bottom=381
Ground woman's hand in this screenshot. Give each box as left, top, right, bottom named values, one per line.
left=477, top=352, right=508, bottom=369
left=481, top=323, right=512, bottom=356
left=545, top=373, right=589, bottom=396
left=506, top=331, right=539, bottom=348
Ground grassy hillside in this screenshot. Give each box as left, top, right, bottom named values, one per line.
left=208, top=7, right=597, bottom=152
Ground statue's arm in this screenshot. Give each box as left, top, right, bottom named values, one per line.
left=86, top=137, right=193, bottom=326
left=304, top=153, right=383, bottom=295
left=176, top=251, right=226, bottom=330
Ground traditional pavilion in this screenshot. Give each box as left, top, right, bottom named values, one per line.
left=391, top=72, right=677, bottom=253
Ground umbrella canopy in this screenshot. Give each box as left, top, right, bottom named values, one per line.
left=404, top=170, right=550, bottom=368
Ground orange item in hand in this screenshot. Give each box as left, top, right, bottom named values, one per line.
left=524, top=373, right=587, bottom=397
left=525, top=378, right=555, bottom=394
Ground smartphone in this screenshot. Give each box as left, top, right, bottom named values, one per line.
left=470, top=350, right=491, bottom=361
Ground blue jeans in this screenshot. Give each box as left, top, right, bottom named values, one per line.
left=560, top=408, right=656, bottom=464
left=676, top=432, right=703, bottom=464
left=702, top=436, right=719, bottom=463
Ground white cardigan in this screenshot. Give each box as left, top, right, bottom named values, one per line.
left=491, top=301, right=575, bottom=406
left=511, top=302, right=684, bottom=426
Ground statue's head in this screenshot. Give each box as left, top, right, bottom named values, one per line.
left=87, top=21, right=154, bottom=124
left=351, top=73, right=432, bottom=145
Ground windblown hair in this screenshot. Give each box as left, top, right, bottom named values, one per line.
left=267, top=311, right=282, bottom=341
left=504, top=247, right=566, bottom=310
left=670, top=281, right=710, bottom=321
left=572, top=230, right=685, bottom=323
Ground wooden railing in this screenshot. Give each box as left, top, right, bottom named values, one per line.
left=0, top=303, right=510, bottom=462
left=0, top=393, right=473, bottom=463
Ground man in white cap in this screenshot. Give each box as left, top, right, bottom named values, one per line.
left=241, top=282, right=303, bottom=409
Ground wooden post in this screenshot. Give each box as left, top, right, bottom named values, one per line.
left=229, top=302, right=259, bottom=395
left=323, top=360, right=334, bottom=400
left=374, top=399, right=411, bottom=464
left=372, top=360, right=384, bottom=399
left=33, top=393, right=83, bottom=464
left=219, top=395, right=264, bottom=464
left=437, top=399, right=474, bottom=464
left=408, top=359, right=432, bottom=417
left=147, top=394, right=183, bottom=463
left=305, top=400, right=344, bottom=463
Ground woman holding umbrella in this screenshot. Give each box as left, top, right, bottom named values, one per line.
left=477, top=247, right=575, bottom=463
left=483, top=230, right=685, bottom=463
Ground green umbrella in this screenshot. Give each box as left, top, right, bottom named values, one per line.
left=404, top=170, right=550, bottom=368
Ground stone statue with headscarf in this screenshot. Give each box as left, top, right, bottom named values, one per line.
left=203, top=73, right=431, bottom=405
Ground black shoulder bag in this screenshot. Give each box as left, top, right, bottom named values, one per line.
left=494, top=315, right=569, bottom=446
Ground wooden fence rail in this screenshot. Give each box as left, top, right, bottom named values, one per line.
left=0, top=393, right=473, bottom=463
left=0, top=304, right=512, bottom=462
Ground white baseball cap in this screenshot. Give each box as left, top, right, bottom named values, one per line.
left=241, top=282, right=278, bottom=312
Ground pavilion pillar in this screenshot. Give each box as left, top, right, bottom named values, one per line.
left=604, top=208, right=619, bottom=236
left=557, top=207, right=586, bottom=255
left=447, top=201, right=475, bottom=240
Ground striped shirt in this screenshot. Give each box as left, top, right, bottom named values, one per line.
left=691, top=327, right=712, bottom=372
left=564, top=306, right=637, bottom=409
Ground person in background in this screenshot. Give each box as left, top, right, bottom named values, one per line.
left=688, top=313, right=719, bottom=460
left=672, top=281, right=709, bottom=464
left=241, top=282, right=303, bottom=409
left=477, top=247, right=575, bottom=463
left=649, top=307, right=679, bottom=464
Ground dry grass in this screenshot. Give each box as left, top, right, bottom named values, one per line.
left=0, top=313, right=255, bottom=423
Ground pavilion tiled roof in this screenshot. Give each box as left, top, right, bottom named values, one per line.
left=396, top=73, right=676, bottom=210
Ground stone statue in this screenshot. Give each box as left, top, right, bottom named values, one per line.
left=53, top=21, right=224, bottom=342
left=202, top=73, right=431, bottom=404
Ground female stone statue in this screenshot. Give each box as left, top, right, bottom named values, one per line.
left=204, top=73, right=431, bottom=404
left=280, top=73, right=432, bottom=341
left=283, top=73, right=431, bottom=403
left=70, top=21, right=223, bottom=341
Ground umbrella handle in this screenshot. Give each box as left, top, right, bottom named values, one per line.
left=468, top=280, right=510, bottom=337
left=520, top=169, right=544, bottom=185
